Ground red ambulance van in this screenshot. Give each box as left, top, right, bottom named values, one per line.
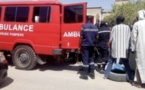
left=0, top=0, right=86, bottom=70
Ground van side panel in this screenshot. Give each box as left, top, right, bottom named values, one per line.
left=0, top=5, right=61, bottom=55
left=61, top=3, right=86, bottom=49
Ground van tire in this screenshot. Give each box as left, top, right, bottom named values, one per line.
left=12, top=45, right=37, bottom=70
left=108, top=71, right=127, bottom=82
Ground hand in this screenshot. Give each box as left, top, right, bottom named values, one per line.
left=94, top=47, right=97, bottom=51
left=107, top=42, right=111, bottom=47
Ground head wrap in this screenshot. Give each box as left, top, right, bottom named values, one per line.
left=137, top=10, right=145, bottom=20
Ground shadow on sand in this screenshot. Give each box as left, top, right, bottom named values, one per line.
left=0, top=77, right=14, bottom=89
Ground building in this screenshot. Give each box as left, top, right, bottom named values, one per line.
left=102, top=11, right=111, bottom=20
left=87, top=7, right=111, bottom=24
left=87, top=7, right=102, bottom=24
left=87, top=0, right=130, bottom=24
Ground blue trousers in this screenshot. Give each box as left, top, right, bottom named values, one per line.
left=82, top=46, right=94, bottom=71
left=104, top=56, right=132, bottom=81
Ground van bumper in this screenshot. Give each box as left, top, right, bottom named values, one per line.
left=53, top=49, right=62, bottom=55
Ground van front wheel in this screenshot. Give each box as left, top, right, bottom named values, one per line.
left=12, top=45, right=37, bottom=70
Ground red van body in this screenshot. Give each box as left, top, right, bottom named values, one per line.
left=0, top=0, right=86, bottom=69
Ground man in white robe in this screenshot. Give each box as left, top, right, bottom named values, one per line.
left=131, top=10, right=145, bottom=87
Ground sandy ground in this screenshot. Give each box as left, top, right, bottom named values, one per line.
left=0, top=62, right=144, bottom=90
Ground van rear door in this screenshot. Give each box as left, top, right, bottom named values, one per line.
left=61, top=3, right=86, bottom=49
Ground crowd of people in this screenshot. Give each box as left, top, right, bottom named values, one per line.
left=79, top=9, right=145, bottom=88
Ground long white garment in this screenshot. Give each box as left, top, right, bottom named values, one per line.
left=131, top=10, right=145, bottom=84
left=110, top=24, right=130, bottom=58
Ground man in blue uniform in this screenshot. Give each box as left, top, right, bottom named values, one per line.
left=79, top=17, right=98, bottom=79
left=96, top=21, right=110, bottom=74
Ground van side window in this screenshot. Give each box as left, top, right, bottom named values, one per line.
left=16, top=7, right=29, bottom=22
left=4, top=7, right=29, bottom=22
left=33, top=7, right=51, bottom=23
left=5, top=7, right=16, bottom=21
left=64, top=5, right=83, bottom=23
left=0, top=7, right=1, bottom=21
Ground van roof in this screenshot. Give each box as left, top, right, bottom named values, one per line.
left=0, top=0, right=61, bottom=5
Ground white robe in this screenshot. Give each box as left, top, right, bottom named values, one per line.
left=110, top=24, right=130, bottom=58
left=131, top=10, right=145, bottom=84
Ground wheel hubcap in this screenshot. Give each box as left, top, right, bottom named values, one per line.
left=19, top=53, right=29, bottom=63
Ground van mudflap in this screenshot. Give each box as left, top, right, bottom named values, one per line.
left=36, top=55, right=47, bottom=65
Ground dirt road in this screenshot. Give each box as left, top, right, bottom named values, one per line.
left=0, top=62, right=143, bottom=90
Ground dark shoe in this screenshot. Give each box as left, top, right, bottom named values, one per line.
left=79, top=71, right=88, bottom=80
left=80, top=75, right=88, bottom=80
left=89, top=69, right=95, bottom=79
left=129, top=81, right=134, bottom=86
left=132, top=82, right=142, bottom=88
left=99, top=69, right=105, bottom=74
left=78, top=67, right=84, bottom=71
left=96, top=67, right=100, bottom=72
left=96, top=65, right=101, bottom=72
left=134, top=84, right=142, bottom=88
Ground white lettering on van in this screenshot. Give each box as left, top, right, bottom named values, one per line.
left=63, top=31, right=80, bottom=37
left=13, top=25, right=17, bottom=30
left=0, top=24, right=3, bottom=30
left=0, top=32, right=24, bottom=37
left=10, top=33, right=24, bottom=37
left=29, top=25, right=34, bottom=32
left=9, top=25, right=13, bottom=30
left=24, top=25, right=28, bottom=32
left=0, top=24, right=34, bottom=32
